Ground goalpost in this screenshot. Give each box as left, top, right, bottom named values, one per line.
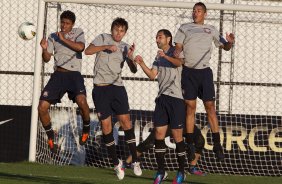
left=30, top=0, right=282, bottom=176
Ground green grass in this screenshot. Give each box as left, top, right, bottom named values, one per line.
left=0, top=162, right=281, bottom=184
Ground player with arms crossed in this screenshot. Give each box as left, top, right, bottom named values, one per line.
left=84, top=17, right=141, bottom=180
left=134, top=29, right=186, bottom=184
left=38, top=10, right=91, bottom=153
left=125, top=125, right=206, bottom=177
left=174, top=2, right=235, bottom=161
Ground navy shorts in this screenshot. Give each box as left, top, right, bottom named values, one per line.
left=92, top=85, right=130, bottom=120
left=40, top=71, right=86, bottom=104
left=182, top=66, right=215, bottom=102
left=153, top=94, right=185, bottom=129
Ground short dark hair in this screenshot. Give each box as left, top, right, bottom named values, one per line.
left=60, top=10, right=76, bottom=23
left=194, top=2, right=207, bottom=12
left=111, top=17, right=128, bottom=32
left=157, top=29, right=173, bottom=47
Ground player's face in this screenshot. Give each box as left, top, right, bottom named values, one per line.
left=156, top=32, right=170, bottom=49
left=192, top=5, right=206, bottom=24
left=111, top=25, right=127, bottom=42
left=60, top=18, right=74, bottom=33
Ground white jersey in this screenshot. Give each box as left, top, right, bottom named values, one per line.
left=174, top=23, right=227, bottom=69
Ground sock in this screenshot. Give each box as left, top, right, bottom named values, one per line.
left=176, top=141, right=186, bottom=173
left=103, top=131, right=119, bottom=165
left=43, top=123, right=54, bottom=140
left=124, top=128, right=138, bottom=163
left=212, top=132, right=220, bottom=144
left=186, top=133, right=194, bottom=144
left=155, top=139, right=166, bottom=174
left=82, top=120, right=90, bottom=134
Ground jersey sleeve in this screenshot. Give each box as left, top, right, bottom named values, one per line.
left=174, top=25, right=186, bottom=44
left=213, top=27, right=226, bottom=48
left=47, top=33, right=55, bottom=54
left=91, top=34, right=104, bottom=46
left=75, top=28, right=85, bottom=44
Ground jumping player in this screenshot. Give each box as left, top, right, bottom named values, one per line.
left=84, top=17, right=142, bottom=180
left=38, top=10, right=90, bottom=153
left=174, top=2, right=235, bottom=161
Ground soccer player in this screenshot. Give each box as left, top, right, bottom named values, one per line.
left=174, top=2, right=235, bottom=162
left=38, top=10, right=91, bottom=153
left=84, top=17, right=141, bottom=180
left=125, top=125, right=206, bottom=176
left=134, top=29, right=186, bottom=184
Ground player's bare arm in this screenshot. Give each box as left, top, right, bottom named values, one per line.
left=57, top=32, right=85, bottom=52
left=126, top=43, right=137, bottom=73
left=158, top=50, right=184, bottom=67
left=222, top=32, right=235, bottom=51
left=40, top=38, right=52, bottom=62
left=134, top=55, right=158, bottom=80
left=174, top=43, right=183, bottom=58
left=85, top=44, right=117, bottom=55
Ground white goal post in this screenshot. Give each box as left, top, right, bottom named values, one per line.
left=30, top=0, right=282, bottom=176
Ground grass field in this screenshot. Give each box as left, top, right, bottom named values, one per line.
left=0, top=162, right=281, bottom=184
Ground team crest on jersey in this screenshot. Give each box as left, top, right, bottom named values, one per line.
left=203, top=28, right=211, bottom=34
left=43, top=91, right=48, bottom=97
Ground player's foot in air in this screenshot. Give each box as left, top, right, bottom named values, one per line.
left=114, top=159, right=125, bottom=180
left=132, top=161, right=142, bottom=176
left=79, top=132, right=89, bottom=145
left=186, top=143, right=196, bottom=161
left=213, top=143, right=225, bottom=161
left=189, top=166, right=206, bottom=176
left=153, top=171, right=166, bottom=184
left=48, top=138, right=58, bottom=153
left=172, top=171, right=186, bottom=184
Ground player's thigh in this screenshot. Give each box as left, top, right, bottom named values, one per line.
left=182, top=66, right=198, bottom=100
left=112, top=86, right=130, bottom=115
left=67, top=72, right=87, bottom=102
left=202, top=67, right=215, bottom=102
left=166, top=96, right=185, bottom=129
left=40, top=71, right=66, bottom=104
left=153, top=95, right=169, bottom=128
left=92, top=85, right=112, bottom=120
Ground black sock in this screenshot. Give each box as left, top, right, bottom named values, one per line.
left=176, top=141, right=186, bottom=173
left=43, top=123, right=54, bottom=140
left=103, top=132, right=118, bottom=165
left=186, top=133, right=194, bottom=144
left=124, top=128, right=138, bottom=163
left=212, top=132, right=220, bottom=144
left=155, top=139, right=166, bottom=174
left=82, top=120, right=90, bottom=133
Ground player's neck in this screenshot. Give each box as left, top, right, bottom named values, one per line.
left=162, top=45, right=170, bottom=53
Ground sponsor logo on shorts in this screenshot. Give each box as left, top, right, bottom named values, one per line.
left=43, top=91, right=48, bottom=97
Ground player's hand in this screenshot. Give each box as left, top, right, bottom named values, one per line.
left=107, top=45, right=118, bottom=52
left=40, top=38, right=48, bottom=50
left=158, top=50, right=166, bottom=58
left=128, top=43, right=135, bottom=58
left=134, top=55, right=144, bottom=65
left=226, top=32, right=235, bottom=44
left=57, top=32, right=65, bottom=41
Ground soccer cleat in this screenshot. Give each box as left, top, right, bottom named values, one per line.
left=153, top=171, right=166, bottom=184
left=186, top=143, right=196, bottom=162
left=189, top=166, right=206, bottom=176
left=114, top=159, right=125, bottom=180
left=132, top=162, right=142, bottom=176
left=172, top=171, right=186, bottom=184
left=48, top=139, right=58, bottom=153
left=213, top=144, right=225, bottom=162
left=79, top=132, right=89, bottom=145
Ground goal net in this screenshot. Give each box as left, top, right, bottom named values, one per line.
left=33, top=0, right=282, bottom=176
